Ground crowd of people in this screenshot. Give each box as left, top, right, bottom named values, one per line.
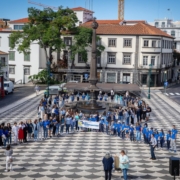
left=1, top=90, right=178, bottom=176
left=1, top=91, right=178, bottom=151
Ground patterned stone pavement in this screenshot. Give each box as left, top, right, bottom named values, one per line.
left=0, top=92, right=180, bottom=180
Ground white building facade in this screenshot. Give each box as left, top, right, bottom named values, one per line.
left=0, top=50, right=9, bottom=81
left=149, top=18, right=180, bottom=81
left=60, top=20, right=174, bottom=87
left=0, top=8, right=176, bottom=86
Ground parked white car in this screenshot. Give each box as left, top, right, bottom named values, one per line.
left=4, top=81, right=14, bottom=95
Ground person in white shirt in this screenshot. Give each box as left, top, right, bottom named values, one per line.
left=34, top=85, right=40, bottom=96
left=12, top=122, right=19, bottom=145
left=150, top=134, right=157, bottom=160
left=110, top=89, right=114, bottom=102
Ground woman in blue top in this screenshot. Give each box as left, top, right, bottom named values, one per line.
left=154, top=131, right=159, bottom=149
left=119, top=150, right=129, bottom=180
left=60, top=115, right=65, bottom=134
left=159, top=129, right=165, bottom=149
left=82, top=93, right=85, bottom=100
left=74, top=112, right=80, bottom=132
left=135, top=122, right=141, bottom=143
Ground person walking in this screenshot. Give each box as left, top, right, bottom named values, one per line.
left=119, top=150, right=129, bottom=180
left=102, top=152, right=114, bottom=180
left=34, top=85, right=40, bottom=96
left=4, top=145, right=13, bottom=172
left=150, top=134, right=157, bottom=160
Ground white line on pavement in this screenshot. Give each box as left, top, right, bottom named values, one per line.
left=175, top=93, right=180, bottom=95
left=164, top=93, right=169, bottom=96
left=169, top=93, right=175, bottom=95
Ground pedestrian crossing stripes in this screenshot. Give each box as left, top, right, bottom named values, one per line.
left=164, top=92, right=180, bottom=96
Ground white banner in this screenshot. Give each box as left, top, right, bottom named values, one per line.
left=78, top=120, right=99, bottom=130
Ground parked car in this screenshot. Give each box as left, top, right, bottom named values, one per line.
left=4, top=81, right=14, bottom=95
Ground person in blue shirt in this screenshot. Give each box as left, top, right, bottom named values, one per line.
left=166, top=130, right=171, bottom=150
left=113, top=123, right=118, bottom=136
left=65, top=115, right=71, bottom=134
left=148, top=128, right=154, bottom=144
left=154, top=130, right=159, bottom=149
left=60, top=115, right=65, bottom=134
left=117, top=122, right=122, bottom=137
left=54, top=107, right=59, bottom=116
left=110, top=122, right=115, bottom=136
left=118, top=107, right=123, bottom=122
left=104, top=120, right=109, bottom=135
left=52, top=117, right=57, bottom=136
left=135, top=122, right=141, bottom=143
left=100, top=118, right=104, bottom=132
left=170, top=125, right=178, bottom=153
left=144, top=128, right=149, bottom=144
left=125, top=125, right=130, bottom=140
left=121, top=122, right=126, bottom=139
left=70, top=93, right=74, bottom=102
left=43, top=118, right=50, bottom=139
left=3, top=127, right=9, bottom=147
left=142, top=123, right=148, bottom=143
left=82, top=93, right=85, bottom=100
left=129, top=125, right=135, bottom=141
left=159, top=129, right=165, bottom=149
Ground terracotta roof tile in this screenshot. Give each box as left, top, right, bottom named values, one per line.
left=9, top=18, right=29, bottom=24
left=71, top=7, right=94, bottom=13
left=84, top=20, right=123, bottom=25
left=0, top=50, right=8, bottom=55
left=82, top=21, right=173, bottom=38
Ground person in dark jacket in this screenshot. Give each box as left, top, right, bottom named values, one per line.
left=102, top=152, right=114, bottom=180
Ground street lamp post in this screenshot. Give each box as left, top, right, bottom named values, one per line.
left=148, top=64, right=152, bottom=99
left=47, top=61, right=51, bottom=98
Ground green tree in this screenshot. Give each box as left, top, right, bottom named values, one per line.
left=28, top=69, right=59, bottom=84
left=70, top=26, right=105, bottom=68
left=9, top=7, right=78, bottom=64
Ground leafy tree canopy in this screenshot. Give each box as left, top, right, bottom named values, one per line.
left=9, top=7, right=105, bottom=65
left=28, top=69, right=59, bottom=84
left=10, top=7, right=78, bottom=61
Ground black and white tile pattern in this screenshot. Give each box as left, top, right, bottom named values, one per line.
left=0, top=93, right=180, bottom=180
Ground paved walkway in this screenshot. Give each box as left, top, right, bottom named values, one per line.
left=0, top=91, right=180, bottom=179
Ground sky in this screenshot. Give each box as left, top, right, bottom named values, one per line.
left=0, top=0, right=180, bottom=22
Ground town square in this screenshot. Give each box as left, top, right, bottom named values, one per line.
left=0, top=0, right=180, bottom=180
